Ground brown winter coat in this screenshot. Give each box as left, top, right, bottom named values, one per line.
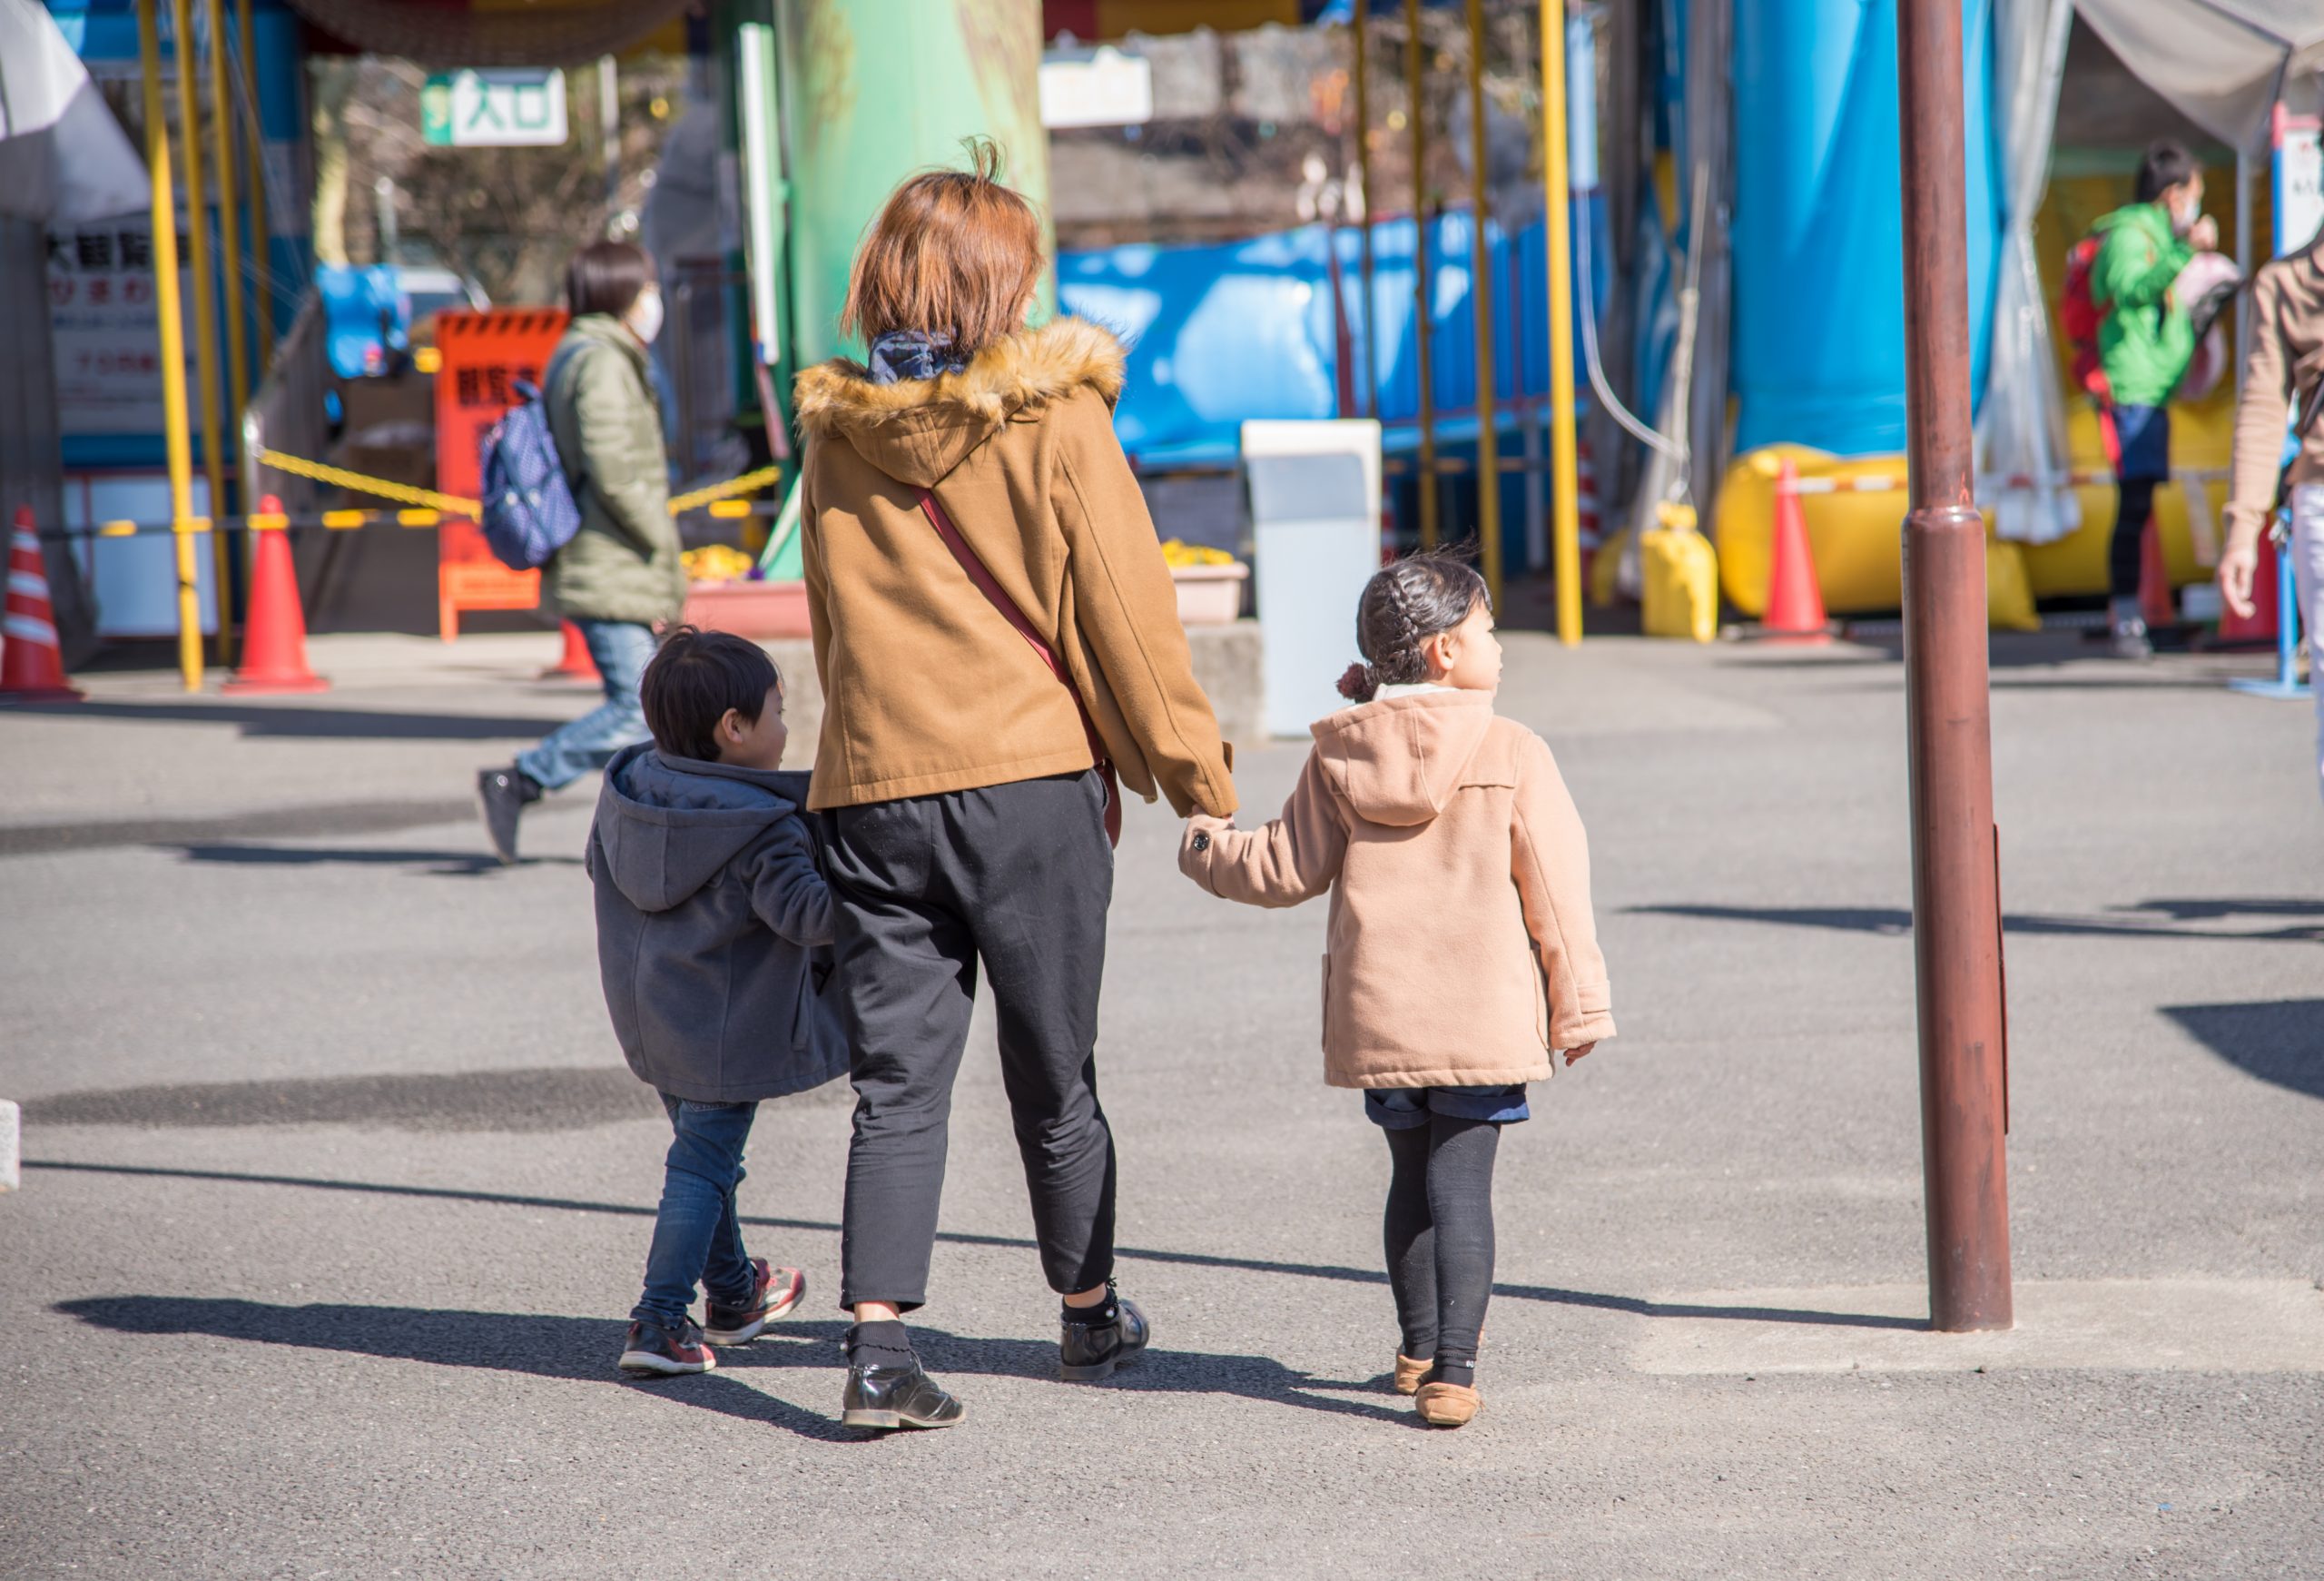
left=1178, top=688, right=1614, bottom=1090
left=793, top=318, right=1237, bottom=818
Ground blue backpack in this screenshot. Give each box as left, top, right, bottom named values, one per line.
left=477, top=369, right=583, bottom=571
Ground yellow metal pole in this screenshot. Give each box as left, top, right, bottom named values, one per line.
left=1540, top=0, right=1582, bottom=643
left=1404, top=0, right=1438, bottom=548
left=168, top=0, right=231, bottom=666
left=1465, top=0, right=1502, bottom=605
left=205, top=0, right=250, bottom=430
left=1352, top=5, right=1376, bottom=418
left=234, top=0, right=271, bottom=371
left=137, top=0, right=202, bottom=691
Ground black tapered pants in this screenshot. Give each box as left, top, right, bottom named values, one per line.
left=826, top=770, right=1116, bottom=1312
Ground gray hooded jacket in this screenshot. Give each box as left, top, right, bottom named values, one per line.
left=586, top=744, right=846, bottom=1103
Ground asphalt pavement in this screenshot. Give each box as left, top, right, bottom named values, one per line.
left=2, top=623, right=2319, bottom=1579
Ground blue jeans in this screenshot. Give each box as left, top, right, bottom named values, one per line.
left=517, top=618, right=656, bottom=791
left=632, top=1093, right=760, bottom=1328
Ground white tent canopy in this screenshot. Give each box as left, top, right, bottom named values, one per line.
left=1983, top=0, right=2324, bottom=542
left=2073, top=0, right=2324, bottom=153
left=0, top=0, right=146, bottom=222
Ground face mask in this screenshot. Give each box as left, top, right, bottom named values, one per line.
left=625, top=286, right=664, bottom=345
left=2170, top=193, right=2200, bottom=237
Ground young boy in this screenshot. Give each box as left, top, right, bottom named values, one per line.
left=586, top=626, right=846, bottom=1376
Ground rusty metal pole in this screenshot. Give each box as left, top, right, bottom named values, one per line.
left=1896, top=0, right=2011, bottom=1332
left=1352, top=5, right=1376, bottom=418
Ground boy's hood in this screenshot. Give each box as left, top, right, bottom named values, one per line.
left=594, top=743, right=806, bottom=912
left=792, top=317, right=1127, bottom=488
left=1308, top=689, right=1498, bottom=827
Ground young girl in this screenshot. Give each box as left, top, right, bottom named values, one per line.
left=1178, top=552, right=1614, bottom=1428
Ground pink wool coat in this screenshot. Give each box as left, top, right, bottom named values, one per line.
left=1178, top=688, right=1614, bottom=1090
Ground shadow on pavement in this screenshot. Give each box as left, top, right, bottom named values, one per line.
left=0, top=799, right=487, bottom=858
left=7, top=698, right=571, bottom=741
left=167, top=843, right=580, bottom=876
left=27, top=1161, right=1923, bottom=1333
left=1630, top=899, right=2324, bottom=944
left=53, top=1297, right=1409, bottom=1433
left=2161, top=999, right=2324, bottom=1102
left=22, top=1067, right=677, bottom=1131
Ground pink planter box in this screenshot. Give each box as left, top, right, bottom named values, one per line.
left=1171, top=562, right=1248, bottom=626
left=682, top=578, right=812, bottom=639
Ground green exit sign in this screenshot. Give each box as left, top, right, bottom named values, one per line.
left=420, top=68, right=568, bottom=148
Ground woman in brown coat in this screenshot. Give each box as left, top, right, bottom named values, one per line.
left=795, top=143, right=1237, bottom=1430
left=1179, top=553, right=1615, bottom=1428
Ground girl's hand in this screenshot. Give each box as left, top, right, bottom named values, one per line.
left=2218, top=539, right=2260, bottom=620
left=1562, top=1042, right=1597, bottom=1066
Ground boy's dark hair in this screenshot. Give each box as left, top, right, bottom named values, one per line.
left=641, top=626, right=780, bottom=762
left=566, top=240, right=656, bottom=319
left=1337, top=548, right=1492, bottom=703
left=2134, top=140, right=2201, bottom=205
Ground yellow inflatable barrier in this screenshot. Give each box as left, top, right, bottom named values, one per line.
left=1715, top=429, right=2231, bottom=618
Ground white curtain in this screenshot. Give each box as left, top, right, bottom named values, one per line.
left=1979, top=0, right=2080, bottom=544
left=0, top=0, right=147, bottom=222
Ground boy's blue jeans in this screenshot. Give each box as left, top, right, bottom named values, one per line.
left=632, top=1093, right=760, bottom=1329
left=517, top=618, right=657, bottom=792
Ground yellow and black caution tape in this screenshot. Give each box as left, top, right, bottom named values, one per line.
left=255, top=449, right=780, bottom=520
left=668, top=465, right=783, bottom=515
left=255, top=449, right=480, bottom=515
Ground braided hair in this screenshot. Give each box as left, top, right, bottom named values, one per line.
left=1336, top=548, right=1491, bottom=703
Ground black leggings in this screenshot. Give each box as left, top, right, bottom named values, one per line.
left=2112, top=477, right=2158, bottom=601
left=1381, top=1115, right=1501, bottom=1369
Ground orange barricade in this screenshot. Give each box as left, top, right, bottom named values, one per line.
left=432, top=309, right=568, bottom=639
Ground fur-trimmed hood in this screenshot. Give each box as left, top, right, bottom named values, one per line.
left=793, top=317, right=1128, bottom=488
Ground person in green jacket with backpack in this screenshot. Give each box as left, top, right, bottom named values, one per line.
left=2087, top=140, right=2217, bottom=658
left=478, top=241, right=689, bottom=863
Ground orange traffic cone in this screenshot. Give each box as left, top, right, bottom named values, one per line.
left=2137, top=516, right=2176, bottom=630
left=222, top=497, right=329, bottom=694
left=1763, top=459, right=1830, bottom=644
left=1, top=506, right=83, bottom=704
left=540, top=618, right=600, bottom=684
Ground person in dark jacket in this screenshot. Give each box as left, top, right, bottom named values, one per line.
left=478, top=240, right=690, bottom=863
left=586, top=627, right=845, bottom=1378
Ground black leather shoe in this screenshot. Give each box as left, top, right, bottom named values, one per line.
left=1060, top=1294, right=1149, bottom=1382
left=841, top=1360, right=965, bottom=1431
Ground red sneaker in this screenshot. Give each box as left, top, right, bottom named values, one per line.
left=703, top=1260, right=805, bottom=1346
left=617, top=1316, right=715, bottom=1377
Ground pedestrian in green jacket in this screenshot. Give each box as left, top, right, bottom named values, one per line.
left=2089, top=140, right=2216, bottom=658
left=478, top=240, right=685, bottom=864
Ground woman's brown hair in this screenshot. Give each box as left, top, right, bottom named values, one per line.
left=842, top=138, right=1045, bottom=358
left=566, top=240, right=656, bottom=319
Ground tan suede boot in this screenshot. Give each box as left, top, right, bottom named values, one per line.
left=1413, top=1380, right=1482, bottom=1427
left=1393, top=1354, right=1431, bottom=1396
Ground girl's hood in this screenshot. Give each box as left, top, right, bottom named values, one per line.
left=1308, top=690, right=1499, bottom=827
left=792, top=317, right=1128, bottom=488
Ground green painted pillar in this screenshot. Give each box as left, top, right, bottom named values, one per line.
left=776, top=0, right=1053, bottom=371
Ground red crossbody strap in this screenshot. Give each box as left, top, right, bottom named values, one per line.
left=916, top=488, right=1120, bottom=846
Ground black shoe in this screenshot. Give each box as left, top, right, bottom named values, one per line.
left=617, top=1316, right=715, bottom=1378
left=703, top=1260, right=804, bottom=1346
left=841, top=1359, right=966, bottom=1431
left=476, top=766, right=539, bottom=865
left=1060, top=1293, right=1149, bottom=1382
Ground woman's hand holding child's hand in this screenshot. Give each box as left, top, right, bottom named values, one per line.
left=1563, top=1042, right=1596, bottom=1067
